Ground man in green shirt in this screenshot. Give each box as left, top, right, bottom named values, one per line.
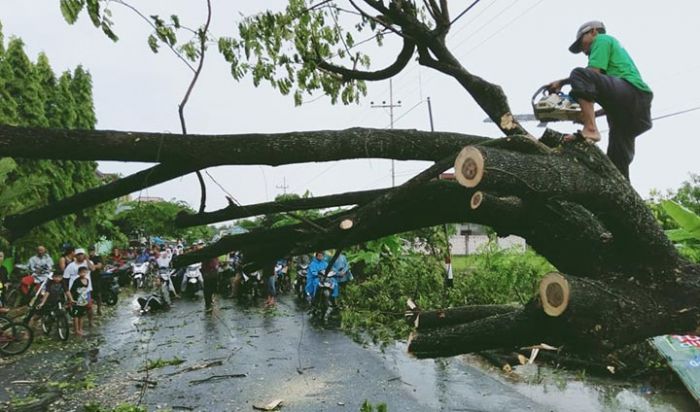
left=547, top=21, right=653, bottom=180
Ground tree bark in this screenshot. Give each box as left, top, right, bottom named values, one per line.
left=0, top=125, right=487, bottom=165
left=407, top=270, right=700, bottom=358
left=413, top=304, right=521, bottom=330
left=0, top=126, right=486, bottom=237
left=176, top=187, right=389, bottom=227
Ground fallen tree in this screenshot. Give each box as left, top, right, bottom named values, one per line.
left=1, top=0, right=696, bottom=363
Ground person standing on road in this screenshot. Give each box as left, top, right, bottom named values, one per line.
left=64, top=248, right=95, bottom=327
left=197, top=241, right=219, bottom=313
left=546, top=20, right=653, bottom=180
left=88, top=246, right=104, bottom=315
left=70, top=267, right=91, bottom=336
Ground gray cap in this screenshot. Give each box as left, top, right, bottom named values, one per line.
left=569, top=20, right=605, bottom=54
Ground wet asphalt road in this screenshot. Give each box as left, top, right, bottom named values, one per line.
left=69, top=293, right=551, bottom=412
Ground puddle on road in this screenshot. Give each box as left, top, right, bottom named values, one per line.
left=377, top=342, right=698, bottom=412
left=508, top=363, right=698, bottom=412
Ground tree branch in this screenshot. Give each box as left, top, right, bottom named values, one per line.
left=316, top=37, right=415, bottom=81
left=176, top=187, right=389, bottom=227
left=0, top=125, right=489, bottom=165
left=178, top=0, right=213, bottom=213
left=3, top=163, right=200, bottom=240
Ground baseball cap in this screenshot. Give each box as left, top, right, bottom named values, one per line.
left=569, top=20, right=605, bottom=54
left=75, top=248, right=86, bottom=255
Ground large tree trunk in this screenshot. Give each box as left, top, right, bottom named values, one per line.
left=408, top=270, right=700, bottom=358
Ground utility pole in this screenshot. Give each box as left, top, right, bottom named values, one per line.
left=276, top=177, right=289, bottom=195
left=427, top=96, right=435, bottom=132
left=428, top=96, right=452, bottom=289
left=371, top=79, right=401, bottom=187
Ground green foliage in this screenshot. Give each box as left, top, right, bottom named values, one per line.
left=648, top=174, right=700, bottom=262
left=142, top=356, right=185, bottom=371
left=54, top=1, right=436, bottom=106
left=0, top=23, right=121, bottom=259
left=445, top=242, right=552, bottom=306
left=341, top=233, right=552, bottom=344
left=84, top=402, right=147, bottom=412
left=59, top=0, right=207, bottom=62
left=661, top=200, right=700, bottom=262
left=60, top=0, right=118, bottom=40
left=360, top=400, right=388, bottom=412
left=112, top=200, right=214, bottom=243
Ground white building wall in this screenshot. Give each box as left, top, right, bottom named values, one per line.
left=449, top=234, right=526, bottom=255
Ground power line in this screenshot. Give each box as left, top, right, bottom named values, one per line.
left=458, top=0, right=548, bottom=58
left=450, top=0, right=482, bottom=26
left=652, top=105, right=700, bottom=122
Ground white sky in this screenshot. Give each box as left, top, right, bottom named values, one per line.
left=1, top=1, right=698, bottom=217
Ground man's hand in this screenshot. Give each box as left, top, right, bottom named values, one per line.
left=546, top=80, right=563, bottom=94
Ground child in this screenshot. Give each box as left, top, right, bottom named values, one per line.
left=37, top=272, right=72, bottom=314
left=70, top=267, right=91, bottom=336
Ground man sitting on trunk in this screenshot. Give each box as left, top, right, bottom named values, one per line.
left=546, top=20, right=653, bottom=180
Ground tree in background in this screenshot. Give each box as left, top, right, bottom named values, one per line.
left=112, top=200, right=215, bottom=244
left=0, top=24, right=121, bottom=259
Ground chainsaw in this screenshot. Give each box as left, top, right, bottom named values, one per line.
left=483, top=85, right=602, bottom=126
left=530, top=85, right=582, bottom=122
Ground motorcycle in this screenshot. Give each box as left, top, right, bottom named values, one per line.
left=182, top=263, right=203, bottom=298
left=238, top=270, right=263, bottom=301
left=274, top=261, right=290, bottom=294
left=294, top=263, right=309, bottom=302
left=131, top=262, right=149, bottom=289
left=6, top=265, right=49, bottom=308
left=100, top=265, right=124, bottom=306
left=309, top=270, right=339, bottom=325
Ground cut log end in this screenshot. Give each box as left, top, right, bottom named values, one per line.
left=454, top=146, right=484, bottom=188
left=539, top=272, right=570, bottom=317
left=470, top=191, right=484, bottom=209
left=339, top=219, right=354, bottom=230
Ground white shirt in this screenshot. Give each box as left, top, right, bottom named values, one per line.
left=64, top=260, right=93, bottom=292
left=156, top=251, right=172, bottom=268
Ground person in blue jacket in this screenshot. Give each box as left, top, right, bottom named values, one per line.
left=332, top=252, right=353, bottom=285
left=305, top=251, right=327, bottom=303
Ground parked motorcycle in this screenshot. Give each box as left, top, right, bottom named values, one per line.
left=294, top=263, right=309, bottom=302
left=238, top=270, right=263, bottom=301
left=131, top=262, right=149, bottom=289
left=309, top=270, right=339, bottom=325
left=182, top=263, right=203, bottom=298
left=100, top=265, right=124, bottom=306
left=6, top=265, right=48, bottom=308
left=274, top=261, right=290, bottom=294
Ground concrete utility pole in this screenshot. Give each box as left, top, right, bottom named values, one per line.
left=371, top=79, right=401, bottom=187
left=276, top=177, right=289, bottom=195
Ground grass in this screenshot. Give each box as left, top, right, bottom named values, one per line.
left=451, top=255, right=471, bottom=273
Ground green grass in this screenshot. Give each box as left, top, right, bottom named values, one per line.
left=451, top=255, right=471, bottom=273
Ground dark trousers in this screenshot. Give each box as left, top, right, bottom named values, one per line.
left=203, top=271, right=218, bottom=309
left=569, top=67, right=653, bottom=180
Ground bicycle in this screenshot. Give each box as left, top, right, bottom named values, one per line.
left=0, top=315, right=33, bottom=356
left=39, top=301, right=70, bottom=341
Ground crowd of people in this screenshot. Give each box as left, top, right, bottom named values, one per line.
left=0, top=241, right=354, bottom=337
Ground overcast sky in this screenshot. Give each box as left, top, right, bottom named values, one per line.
left=1, top=0, right=698, bottom=219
